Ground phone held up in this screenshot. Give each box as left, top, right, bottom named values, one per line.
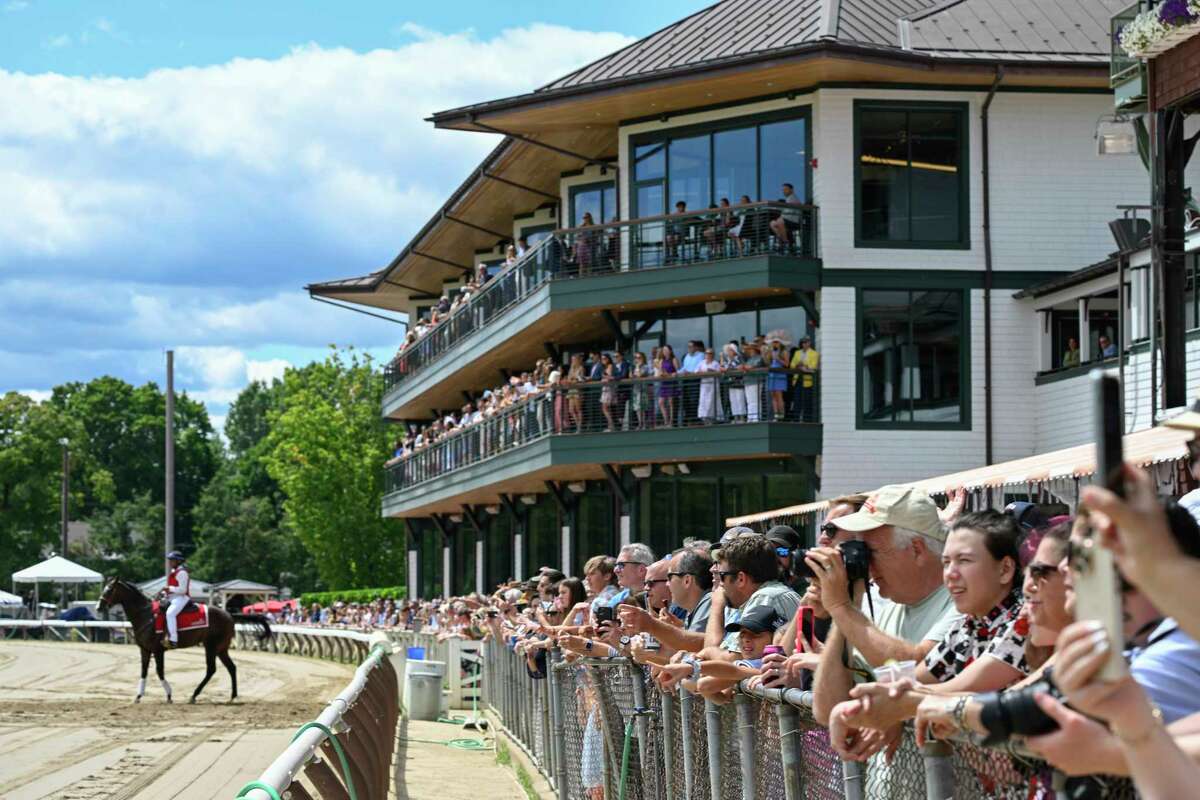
left=1073, top=370, right=1128, bottom=682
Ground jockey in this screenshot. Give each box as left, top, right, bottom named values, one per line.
left=164, top=551, right=190, bottom=648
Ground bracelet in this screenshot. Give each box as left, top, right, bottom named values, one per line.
left=951, top=696, right=970, bottom=730
left=691, top=659, right=702, bottom=681
left=1112, top=704, right=1164, bottom=747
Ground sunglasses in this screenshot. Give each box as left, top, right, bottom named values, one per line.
left=667, top=571, right=697, bottom=580
left=644, top=579, right=669, bottom=587
left=775, top=546, right=790, bottom=557
left=614, top=561, right=643, bottom=571
left=717, top=570, right=740, bottom=582
left=820, top=522, right=838, bottom=537
left=1025, top=562, right=1059, bottom=582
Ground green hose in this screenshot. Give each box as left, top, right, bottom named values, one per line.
left=617, top=717, right=635, bottom=800
left=291, top=721, right=358, bottom=800
left=234, top=781, right=281, bottom=800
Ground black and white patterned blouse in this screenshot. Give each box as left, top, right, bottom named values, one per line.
left=923, top=588, right=1029, bottom=682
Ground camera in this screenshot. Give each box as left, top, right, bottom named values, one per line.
left=791, top=540, right=871, bottom=583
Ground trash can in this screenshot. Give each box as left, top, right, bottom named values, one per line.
left=404, top=659, right=445, bottom=721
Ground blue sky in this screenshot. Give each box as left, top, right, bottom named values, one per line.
left=0, top=1, right=703, bottom=432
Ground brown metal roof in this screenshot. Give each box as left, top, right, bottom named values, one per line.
left=906, top=0, right=1125, bottom=63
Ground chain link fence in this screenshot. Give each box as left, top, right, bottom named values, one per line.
left=482, top=643, right=1140, bottom=800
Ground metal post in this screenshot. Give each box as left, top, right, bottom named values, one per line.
left=680, top=686, right=696, bottom=800
left=704, top=699, right=722, bottom=800
left=164, top=350, right=175, bottom=575
left=776, top=701, right=803, bottom=800
left=922, top=740, right=956, bottom=800
left=842, top=759, right=866, bottom=800
left=59, top=442, right=69, bottom=556
left=630, top=666, right=650, bottom=776
left=734, top=693, right=757, bottom=800
left=549, top=651, right=568, bottom=796
left=661, top=689, right=676, bottom=800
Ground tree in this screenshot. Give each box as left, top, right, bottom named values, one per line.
left=80, top=492, right=165, bottom=580
left=264, top=348, right=405, bottom=588
left=50, top=377, right=220, bottom=548
left=0, top=393, right=84, bottom=581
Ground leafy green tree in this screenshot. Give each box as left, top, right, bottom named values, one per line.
left=265, top=348, right=405, bottom=588
left=0, top=393, right=84, bottom=580
left=78, top=492, right=165, bottom=580
left=50, top=377, right=220, bottom=547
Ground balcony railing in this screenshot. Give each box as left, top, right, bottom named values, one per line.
left=384, top=368, right=819, bottom=494
left=382, top=202, right=820, bottom=398
left=1111, top=2, right=1144, bottom=87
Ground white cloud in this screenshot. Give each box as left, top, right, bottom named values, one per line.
left=16, top=389, right=52, bottom=402
left=0, top=23, right=635, bottom=427
left=42, top=34, right=71, bottom=49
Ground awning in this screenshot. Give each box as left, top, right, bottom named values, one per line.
left=12, top=555, right=104, bottom=584
left=727, top=424, right=1194, bottom=527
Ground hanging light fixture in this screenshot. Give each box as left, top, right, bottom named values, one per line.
left=1095, top=114, right=1137, bottom=156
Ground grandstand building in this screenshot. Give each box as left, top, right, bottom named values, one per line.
left=311, top=1, right=1198, bottom=598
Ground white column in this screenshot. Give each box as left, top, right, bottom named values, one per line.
left=1039, top=311, right=1053, bottom=372
left=442, top=545, right=451, bottom=599
left=514, top=533, right=524, bottom=579
left=407, top=550, right=418, bottom=600
left=1078, top=298, right=1091, bottom=362
left=561, top=525, right=572, bottom=574
left=475, top=537, right=484, bottom=596
left=620, top=515, right=632, bottom=548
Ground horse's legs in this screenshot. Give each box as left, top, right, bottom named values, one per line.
left=136, top=647, right=150, bottom=703
left=154, top=648, right=172, bottom=703
left=190, top=646, right=217, bottom=704
left=218, top=650, right=238, bottom=702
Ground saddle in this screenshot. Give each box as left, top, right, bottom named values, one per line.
left=151, top=600, right=209, bottom=634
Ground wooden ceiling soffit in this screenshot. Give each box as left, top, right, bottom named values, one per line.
left=437, top=51, right=1108, bottom=134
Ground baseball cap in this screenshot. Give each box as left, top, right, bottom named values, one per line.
left=724, top=605, right=784, bottom=635
left=830, top=485, right=947, bottom=541
left=765, top=524, right=801, bottom=550
left=1003, top=501, right=1049, bottom=532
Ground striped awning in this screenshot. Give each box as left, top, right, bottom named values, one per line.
left=726, top=424, right=1194, bottom=527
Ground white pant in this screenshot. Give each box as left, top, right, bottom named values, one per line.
left=165, top=595, right=189, bottom=640
left=745, top=383, right=761, bottom=422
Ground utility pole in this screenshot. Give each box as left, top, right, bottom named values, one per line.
left=59, top=438, right=69, bottom=556
left=165, top=350, right=175, bottom=576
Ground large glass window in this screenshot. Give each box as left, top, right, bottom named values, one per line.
left=570, top=182, right=617, bottom=227
left=759, top=306, right=809, bottom=347
left=856, top=102, right=968, bottom=248
left=631, top=109, right=811, bottom=216
left=859, top=289, right=967, bottom=427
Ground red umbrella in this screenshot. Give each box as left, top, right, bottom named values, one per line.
left=265, top=600, right=285, bottom=612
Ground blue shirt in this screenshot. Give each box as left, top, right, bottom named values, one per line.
left=1129, top=618, right=1200, bottom=724
left=680, top=351, right=704, bottom=373
left=607, top=588, right=630, bottom=607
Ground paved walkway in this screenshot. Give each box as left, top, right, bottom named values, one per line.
left=393, top=717, right=526, bottom=800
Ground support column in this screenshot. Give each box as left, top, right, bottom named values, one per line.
left=442, top=545, right=451, bottom=599
left=1154, top=107, right=1188, bottom=408
left=463, top=505, right=486, bottom=597
left=1078, top=297, right=1091, bottom=362
left=545, top=481, right=576, bottom=574
left=602, top=464, right=633, bottom=551
left=501, top=494, right=527, bottom=580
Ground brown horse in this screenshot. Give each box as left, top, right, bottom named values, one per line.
left=97, top=578, right=271, bottom=704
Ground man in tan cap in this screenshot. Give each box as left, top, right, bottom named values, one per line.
left=808, top=485, right=961, bottom=728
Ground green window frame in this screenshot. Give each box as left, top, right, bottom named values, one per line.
left=568, top=181, right=616, bottom=228
left=856, top=287, right=971, bottom=430
left=854, top=100, right=970, bottom=250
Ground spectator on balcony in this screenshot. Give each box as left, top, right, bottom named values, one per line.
left=566, top=353, right=586, bottom=434
left=1099, top=334, right=1117, bottom=358
left=766, top=339, right=789, bottom=420
left=769, top=182, right=804, bottom=253
left=600, top=360, right=619, bottom=432
left=665, top=200, right=688, bottom=262
left=697, top=346, right=723, bottom=423
left=727, top=195, right=753, bottom=256
left=741, top=341, right=764, bottom=422
left=612, top=350, right=631, bottom=430
left=630, top=351, right=652, bottom=429
left=655, top=344, right=681, bottom=428
left=504, top=244, right=518, bottom=269
left=809, top=485, right=959, bottom=726
left=1062, top=337, right=1081, bottom=368
left=790, top=335, right=819, bottom=422
left=721, top=342, right=746, bottom=422
left=680, top=339, right=705, bottom=424
left=516, top=236, right=529, bottom=258
left=576, top=212, right=600, bottom=274
left=702, top=199, right=732, bottom=255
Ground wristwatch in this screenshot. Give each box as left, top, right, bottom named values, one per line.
left=619, top=635, right=631, bottom=646
left=585, top=639, right=593, bottom=652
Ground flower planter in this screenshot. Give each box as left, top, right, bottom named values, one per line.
left=1130, top=19, right=1200, bottom=58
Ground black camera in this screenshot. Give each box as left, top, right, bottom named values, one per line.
left=791, top=540, right=871, bottom=583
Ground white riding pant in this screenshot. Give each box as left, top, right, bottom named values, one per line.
left=165, top=595, right=189, bottom=640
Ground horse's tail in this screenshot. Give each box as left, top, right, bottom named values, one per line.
left=231, top=613, right=272, bottom=641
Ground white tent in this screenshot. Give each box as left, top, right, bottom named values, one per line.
left=0, top=589, right=22, bottom=606
left=12, top=555, right=104, bottom=611
left=12, top=555, right=103, bottom=585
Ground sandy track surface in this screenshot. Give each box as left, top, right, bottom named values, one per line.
left=0, top=640, right=355, bottom=800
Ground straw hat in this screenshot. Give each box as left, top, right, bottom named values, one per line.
left=1165, top=398, right=1200, bottom=432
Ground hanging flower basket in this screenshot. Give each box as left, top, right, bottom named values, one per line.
left=1120, top=1, right=1200, bottom=58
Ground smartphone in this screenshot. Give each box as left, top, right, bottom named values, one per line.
left=1075, top=371, right=1129, bottom=681
left=797, top=606, right=816, bottom=652
left=594, top=606, right=614, bottom=625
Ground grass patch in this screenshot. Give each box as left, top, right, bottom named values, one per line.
left=494, top=738, right=539, bottom=800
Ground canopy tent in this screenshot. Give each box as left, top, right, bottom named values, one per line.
left=136, top=575, right=214, bottom=601
left=729, top=424, right=1195, bottom=528
left=210, top=579, right=278, bottom=610
left=0, top=589, right=23, bottom=606
left=12, top=555, right=104, bottom=612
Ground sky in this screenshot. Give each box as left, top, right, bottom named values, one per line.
left=0, top=0, right=703, bottom=434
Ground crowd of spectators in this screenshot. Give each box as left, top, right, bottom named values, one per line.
left=274, top=596, right=487, bottom=641
left=385, top=335, right=819, bottom=469
left=446, top=404, right=1200, bottom=799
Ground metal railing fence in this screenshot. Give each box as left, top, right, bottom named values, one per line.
left=482, top=643, right=1139, bottom=800
left=382, top=202, right=820, bottom=397
left=385, top=369, right=819, bottom=494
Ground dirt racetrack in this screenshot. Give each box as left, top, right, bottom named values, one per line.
left=0, top=639, right=355, bottom=799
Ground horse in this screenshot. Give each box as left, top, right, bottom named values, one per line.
left=97, top=577, right=271, bottom=704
